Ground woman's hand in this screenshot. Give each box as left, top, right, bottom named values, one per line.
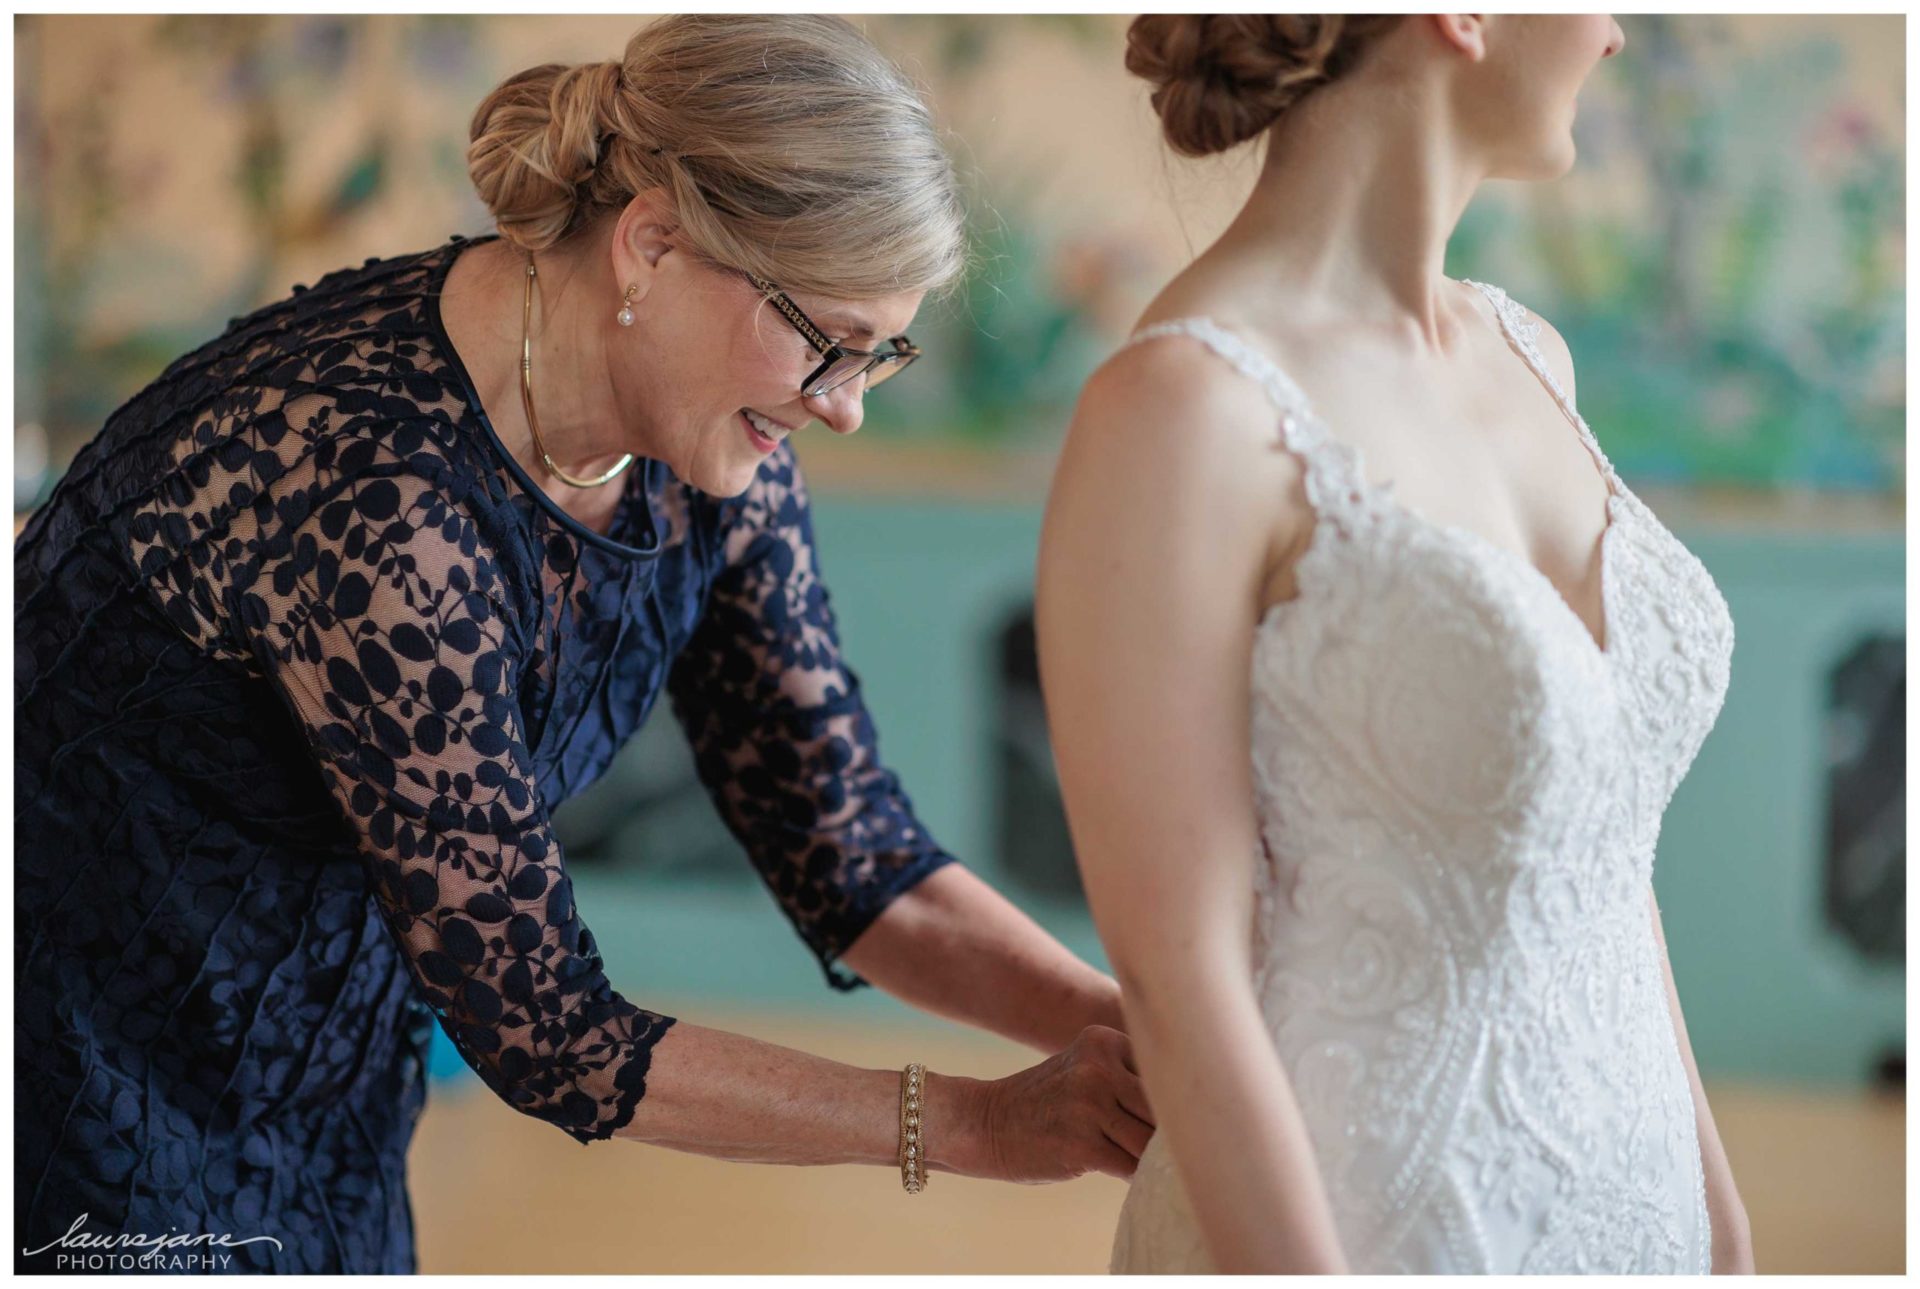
left=926, top=1025, right=1155, bottom=1183
left=1648, top=889, right=1757, bottom=1276
left=1712, top=1208, right=1756, bottom=1274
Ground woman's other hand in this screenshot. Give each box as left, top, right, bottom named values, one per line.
left=926, top=1024, right=1155, bottom=1183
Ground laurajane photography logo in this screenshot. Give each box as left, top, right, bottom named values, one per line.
left=23, top=1213, right=285, bottom=1271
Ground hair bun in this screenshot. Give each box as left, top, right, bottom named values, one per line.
left=466, top=60, right=624, bottom=253
left=463, top=17, right=967, bottom=300
left=1125, top=15, right=1401, bottom=158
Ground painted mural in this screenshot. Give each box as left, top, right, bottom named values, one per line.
left=14, top=14, right=1904, bottom=501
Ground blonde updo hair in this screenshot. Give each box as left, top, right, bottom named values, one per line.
left=466, top=14, right=967, bottom=299
left=1126, top=15, right=1407, bottom=158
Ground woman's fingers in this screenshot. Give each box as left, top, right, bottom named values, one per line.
left=1083, top=1026, right=1153, bottom=1127
left=1095, top=1131, right=1140, bottom=1179
left=1114, top=1072, right=1155, bottom=1128
left=1104, top=1106, right=1155, bottom=1160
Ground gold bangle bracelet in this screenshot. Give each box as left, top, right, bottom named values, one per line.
left=899, top=1062, right=927, bottom=1194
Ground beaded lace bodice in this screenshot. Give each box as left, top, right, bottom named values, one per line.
left=1107, top=281, right=1734, bottom=1274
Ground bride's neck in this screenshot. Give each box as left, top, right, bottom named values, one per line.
left=1214, top=75, right=1488, bottom=345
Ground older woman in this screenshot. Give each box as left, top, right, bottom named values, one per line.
left=15, top=15, right=1150, bottom=1274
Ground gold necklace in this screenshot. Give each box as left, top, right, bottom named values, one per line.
left=520, top=255, right=635, bottom=489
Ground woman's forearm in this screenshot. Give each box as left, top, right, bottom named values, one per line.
left=614, top=1018, right=993, bottom=1175
left=1649, top=887, right=1754, bottom=1272
left=1696, top=1099, right=1754, bottom=1272
left=1122, top=955, right=1349, bottom=1273
left=836, top=862, right=1125, bottom=1053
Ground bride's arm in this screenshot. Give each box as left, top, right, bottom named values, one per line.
left=1036, top=338, right=1348, bottom=1273
left=1649, top=885, right=1757, bottom=1272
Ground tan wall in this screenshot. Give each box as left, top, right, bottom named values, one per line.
left=20, top=14, right=1903, bottom=336
left=17, top=15, right=1905, bottom=494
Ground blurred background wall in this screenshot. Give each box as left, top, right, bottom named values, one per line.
left=14, top=13, right=1904, bottom=1274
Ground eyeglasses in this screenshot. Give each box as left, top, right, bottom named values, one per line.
left=744, top=272, right=921, bottom=399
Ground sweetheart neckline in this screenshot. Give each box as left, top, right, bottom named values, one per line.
left=1374, top=480, right=1623, bottom=660
left=1258, top=479, right=1630, bottom=665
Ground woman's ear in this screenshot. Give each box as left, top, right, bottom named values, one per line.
left=1431, top=15, right=1489, bottom=62
left=611, top=188, right=681, bottom=303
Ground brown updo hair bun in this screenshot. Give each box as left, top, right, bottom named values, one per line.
left=1126, top=15, right=1406, bottom=157
left=465, top=15, right=967, bottom=300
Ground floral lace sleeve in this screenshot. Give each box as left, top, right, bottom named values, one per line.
left=667, top=446, right=959, bottom=991
left=237, top=467, right=675, bottom=1143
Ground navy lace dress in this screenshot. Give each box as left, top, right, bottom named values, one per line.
left=15, top=233, right=958, bottom=1273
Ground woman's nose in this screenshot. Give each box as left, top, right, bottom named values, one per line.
left=1604, top=18, right=1626, bottom=57
left=808, top=380, right=865, bottom=435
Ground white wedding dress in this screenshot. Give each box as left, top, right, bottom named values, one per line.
left=1107, top=281, right=1734, bottom=1274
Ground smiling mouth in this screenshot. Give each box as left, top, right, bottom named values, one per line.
left=740, top=408, right=794, bottom=454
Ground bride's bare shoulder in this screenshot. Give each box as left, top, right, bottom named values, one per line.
left=1051, top=292, right=1312, bottom=567
left=1073, top=268, right=1309, bottom=463
left=1082, top=267, right=1292, bottom=424
left=1070, top=321, right=1288, bottom=469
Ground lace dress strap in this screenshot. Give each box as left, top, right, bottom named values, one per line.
left=1460, top=279, right=1625, bottom=496
left=1123, top=316, right=1377, bottom=532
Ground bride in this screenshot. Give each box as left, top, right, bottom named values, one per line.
left=1036, top=15, right=1755, bottom=1274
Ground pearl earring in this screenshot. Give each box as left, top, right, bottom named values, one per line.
left=616, top=285, right=638, bottom=327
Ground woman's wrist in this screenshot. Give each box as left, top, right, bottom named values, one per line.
left=1013, top=969, right=1127, bottom=1054
left=915, top=1069, right=994, bottom=1178
left=1086, top=974, right=1127, bottom=1034
left=1710, top=1198, right=1755, bottom=1273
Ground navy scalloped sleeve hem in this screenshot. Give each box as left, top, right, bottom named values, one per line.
left=14, top=234, right=957, bottom=1273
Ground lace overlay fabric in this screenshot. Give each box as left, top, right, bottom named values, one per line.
left=15, top=235, right=954, bottom=1271
left=1108, top=282, right=1733, bottom=1274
